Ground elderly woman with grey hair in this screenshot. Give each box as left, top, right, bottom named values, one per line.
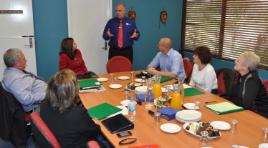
left=229, top=51, right=268, bottom=118
left=1, top=48, right=47, bottom=112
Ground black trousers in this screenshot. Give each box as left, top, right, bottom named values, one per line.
left=108, top=47, right=133, bottom=63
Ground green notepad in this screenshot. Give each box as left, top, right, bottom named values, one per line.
left=184, top=88, right=204, bottom=97
left=160, top=76, right=173, bottom=83
left=206, top=102, right=244, bottom=115
left=87, top=103, right=122, bottom=120
left=78, top=79, right=98, bottom=88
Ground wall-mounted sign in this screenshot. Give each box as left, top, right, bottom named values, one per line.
left=0, top=10, right=23, bottom=14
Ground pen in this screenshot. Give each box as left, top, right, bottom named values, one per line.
left=205, top=101, right=216, bottom=104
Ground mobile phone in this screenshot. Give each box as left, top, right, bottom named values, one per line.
left=117, top=131, right=132, bottom=138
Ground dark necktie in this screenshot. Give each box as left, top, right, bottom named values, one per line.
left=23, top=70, right=45, bottom=82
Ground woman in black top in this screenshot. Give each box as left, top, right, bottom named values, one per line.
left=230, top=51, right=268, bottom=118
left=38, top=69, right=102, bottom=148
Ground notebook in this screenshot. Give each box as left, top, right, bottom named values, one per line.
left=184, top=88, right=204, bottom=97
left=160, top=76, right=173, bottom=83
left=206, top=102, right=244, bottom=115
left=78, top=79, right=99, bottom=89
left=87, top=103, right=122, bottom=120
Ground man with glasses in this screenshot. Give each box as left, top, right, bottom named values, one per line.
left=147, top=37, right=186, bottom=79
left=103, top=3, right=140, bottom=63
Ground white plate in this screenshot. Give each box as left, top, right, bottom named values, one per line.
left=135, top=86, right=147, bottom=94
left=120, top=99, right=130, bottom=106
left=183, top=103, right=199, bottom=110
left=259, top=143, right=268, bottom=148
left=97, top=77, right=108, bottom=82
left=183, top=122, right=220, bottom=139
left=176, top=110, right=202, bottom=122
left=210, top=121, right=231, bottom=131
left=118, top=76, right=130, bottom=80
left=135, top=78, right=145, bottom=83
left=109, top=84, right=122, bottom=89
left=160, top=123, right=181, bottom=134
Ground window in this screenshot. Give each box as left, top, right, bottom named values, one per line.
left=183, top=0, right=268, bottom=67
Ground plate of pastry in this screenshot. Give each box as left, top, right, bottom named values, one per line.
left=183, top=122, right=221, bottom=139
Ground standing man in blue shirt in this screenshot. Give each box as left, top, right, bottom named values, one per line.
left=147, top=37, right=186, bottom=79
left=103, top=3, right=140, bottom=63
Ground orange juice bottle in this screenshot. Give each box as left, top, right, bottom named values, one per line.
left=152, top=74, right=162, bottom=99
left=170, top=84, right=183, bottom=110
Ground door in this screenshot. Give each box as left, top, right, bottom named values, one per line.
left=0, top=0, right=37, bottom=79
left=67, top=0, right=112, bottom=74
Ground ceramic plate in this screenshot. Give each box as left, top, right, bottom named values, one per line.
left=120, top=99, right=130, bottom=106
left=118, top=76, right=130, bottom=80
left=160, top=123, right=181, bottom=134
left=259, top=143, right=268, bottom=148
left=176, top=110, right=202, bottom=122
left=109, top=84, right=122, bottom=89
left=210, top=121, right=231, bottom=131
left=183, top=103, right=199, bottom=110
left=97, top=77, right=108, bottom=82
left=135, top=78, right=145, bottom=83
left=183, top=122, right=220, bottom=139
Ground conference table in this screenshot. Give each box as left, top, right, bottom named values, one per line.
left=79, top=71, right=268, bottom=148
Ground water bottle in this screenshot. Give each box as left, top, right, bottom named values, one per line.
left=128, top=97, right=136, bottom=122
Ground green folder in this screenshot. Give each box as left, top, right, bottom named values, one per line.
left=160, top=76, right=173, bottom=83
left=184, top=88, right=204, bottom=97
left=87, top=103, right=122, bottom=120
left=78, top=79, right=99, bottom=88
left=206, top=102, right=244, bottom=115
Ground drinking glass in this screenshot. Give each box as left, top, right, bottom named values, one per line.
left=231, top=119, right=238, bottom=134
left=200, top=131, right=209, bottom=146
left=263, top=127, right=268, bottom=142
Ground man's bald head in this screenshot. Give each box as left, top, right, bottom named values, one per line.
left=115, top=3, right=126, bottom=19
left=158, top=37, right=173, bottom=54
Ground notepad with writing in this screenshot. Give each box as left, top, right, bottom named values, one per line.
left=78, top=79, right=99, bottom=89
left=87, top=103, right=122, bottom=120
left=206, top=102, right=244, bottom=115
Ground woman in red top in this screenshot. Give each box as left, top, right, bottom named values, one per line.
left=59, top=38, right=96, bottom=79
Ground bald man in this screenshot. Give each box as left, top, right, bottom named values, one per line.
left=103, top=3, right=140, bottom=63
left=147, top=38, right=186, bottom=79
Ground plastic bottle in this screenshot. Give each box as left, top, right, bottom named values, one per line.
left=128, top=97, right=136, bottom=122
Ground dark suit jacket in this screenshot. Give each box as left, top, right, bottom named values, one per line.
left=39, top=102, right=101, bottom=148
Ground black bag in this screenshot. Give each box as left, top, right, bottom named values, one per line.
left=77, top=71, right=98, bottom=79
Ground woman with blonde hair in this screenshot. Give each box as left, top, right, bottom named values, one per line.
left=36, top=69, right=102, bottom=147
left=229, top=51, right=268, bottom=118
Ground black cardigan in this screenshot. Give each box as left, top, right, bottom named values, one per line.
left=230, top=70, right=268, bottom=118
left=39, top=102, right=101, bottom=148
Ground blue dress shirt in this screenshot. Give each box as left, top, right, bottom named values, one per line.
left=2, top=67, right=47, bottom=112
left=149, top=48, right=186, bottom=79
left=103, top=17, right=140, bottom=48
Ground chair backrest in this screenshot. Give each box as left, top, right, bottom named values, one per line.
left=217, top=71, right=226, bottom=94
left=106, top=56, right=132, bottom=73
left=183, top=57, right=193, bottom=83
left=30, top=112, right=60, bottom=148
left=263, top=80, right=268, bottom=92
left=87, top=140, right=100, bottom=148
left=216, top=68, right=235, bottom=96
